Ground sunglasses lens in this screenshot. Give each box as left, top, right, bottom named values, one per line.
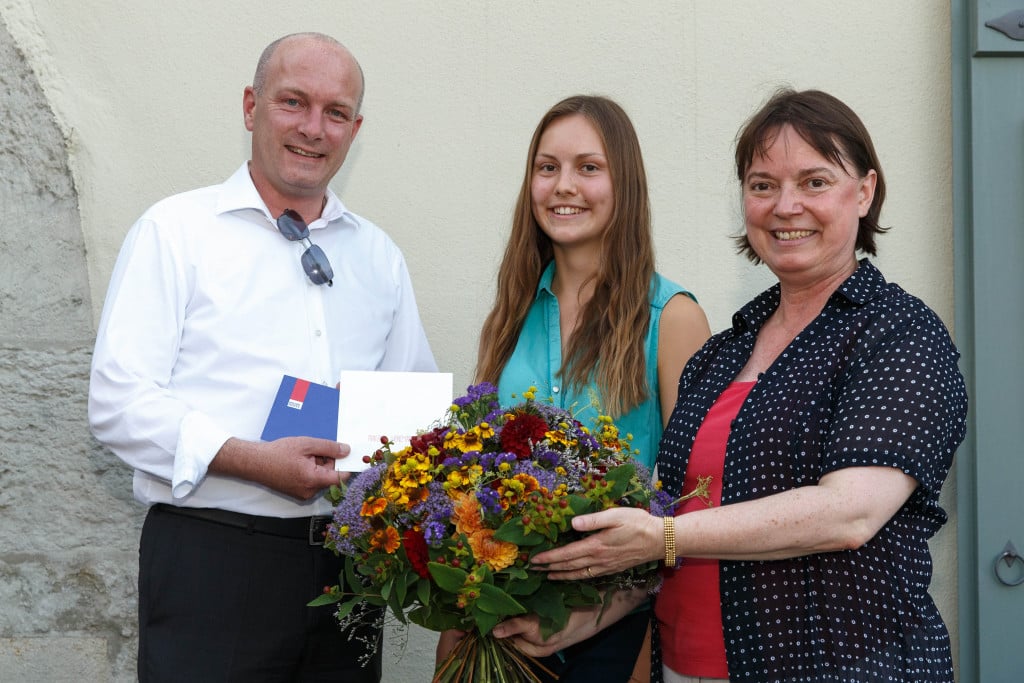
left=301, top=245, right=334, bottom=286
left=276, top=210, right=310, bottom=241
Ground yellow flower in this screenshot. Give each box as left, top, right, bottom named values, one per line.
left=459, top=429, right=484, bottom=452
left=498, top=473, right=540, bottom=507
left=443, top=429, right=463, bottom=450
left=445, top=465, right=483, bottom=490
left=545, top=429, right=576, bottom=447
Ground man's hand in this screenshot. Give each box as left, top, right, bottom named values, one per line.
left=210, top=436, right=350, bottom=500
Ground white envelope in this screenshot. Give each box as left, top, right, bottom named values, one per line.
left=336, top=370, right=454, bottom=472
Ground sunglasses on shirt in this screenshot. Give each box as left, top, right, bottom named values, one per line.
left=276, top=209, right=334, bottom=287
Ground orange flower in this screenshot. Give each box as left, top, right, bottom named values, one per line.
left=452, top=492, right=483, bottom=536
left=369, top=526, right=401, bottom=554
left=468, top=529, right=519, bottom=572
left=360, top=496, right=388, bottom=517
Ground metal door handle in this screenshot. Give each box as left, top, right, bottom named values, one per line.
left=994, top=541, right=1024, bottom=586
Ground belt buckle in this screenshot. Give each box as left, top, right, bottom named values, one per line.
left=309, top=516, right=330, bottom=546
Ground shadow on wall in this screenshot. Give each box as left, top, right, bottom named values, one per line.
left=0, top=21, right=142, bottom=683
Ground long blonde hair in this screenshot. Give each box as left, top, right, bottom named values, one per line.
left=476, top=95, right=655, bottom=417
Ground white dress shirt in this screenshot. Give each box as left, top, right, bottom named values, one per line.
left=89, top=163, right=437, bottom=517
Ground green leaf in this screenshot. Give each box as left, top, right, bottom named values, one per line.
left=528, top=584, right=570, bottom=635
left=388, top=583, right=407, bottom=624
left=474, top=583, right=527, bottom=616
left=344, top=557, right=362, bottom=594
left=428, top=562, right=469, bottom=592
left=394, top=573, right=408, bottom=606
left=504, top=570, right=542, bottom=596
left=471, top=606, right=502, bottom=636
left=604, top=463, right=634, bottom=500
left=334, top=598, right=359, bottom=622
left=501, top=565, right=529, bottom=581
left=494, top=519, right=545, bottom=546
left=306, top=591, right=343, bottom=607
left=409, top=605, right=464, bottom=632
left=568, top=494, right=597, bottom=515
left=416, top=577, right=431, bottom=605
left=380, top=577, right=394, bottom=602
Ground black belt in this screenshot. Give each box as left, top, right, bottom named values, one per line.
left=153, top=503, right=331, bottom=546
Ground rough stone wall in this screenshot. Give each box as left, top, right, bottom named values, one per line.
left=0, top=22, right=141, bottom=682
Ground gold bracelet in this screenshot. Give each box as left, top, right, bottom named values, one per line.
left=663, top=516, right=676, bottom=567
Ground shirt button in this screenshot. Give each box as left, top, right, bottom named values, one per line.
left=552, top=386, right=560, bottom=394
left=314, top=329, right=322, bottom=337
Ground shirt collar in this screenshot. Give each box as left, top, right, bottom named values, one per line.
left=731, top=258, right=886, bottom=333
left=214, top=162, right=358, bottom=231
left=535, top=261, right=557, bottom=299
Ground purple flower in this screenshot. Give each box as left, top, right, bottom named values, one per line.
left=648, top=488, right=676, bottom=518
left=408, top=481, right=454, bottom=548
left=535, top=448, right=561, bottom=468
left=476, top=487, right=503, bottom=516
left=514, top=459, right=558, bottom=492
left=423, top=520, right=448, bottom=548
left=453, top=382, right=499, bottom=407
left=328, top=463, right=386, bottom=555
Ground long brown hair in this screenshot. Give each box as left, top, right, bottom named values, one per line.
left=476, top=95, right=655, bottom=417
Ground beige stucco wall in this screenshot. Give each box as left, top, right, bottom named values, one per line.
left=0, top=1, right=957, bottom=680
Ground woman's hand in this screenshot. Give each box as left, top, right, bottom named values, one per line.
left=435, top=628, right=468, bottom=666
left=491, top=588, right=647, bottom=657
left=529, top=508, right=662, bottom=579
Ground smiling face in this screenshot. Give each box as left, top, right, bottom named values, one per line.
left=243, top=35, right=363, bottom=218
left=530, top=114, right=614, bottom=255
left=743, top=125, right=876, bottom=289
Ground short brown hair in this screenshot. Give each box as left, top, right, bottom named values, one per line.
left=734, top=88, right=887, bottom=262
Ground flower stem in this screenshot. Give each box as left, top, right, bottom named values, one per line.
left=669, top=474, right=713, bottom=508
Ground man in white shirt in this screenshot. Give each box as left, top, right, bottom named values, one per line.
left=89, top=32, right=435, bottom=682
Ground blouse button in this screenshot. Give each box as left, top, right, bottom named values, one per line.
left=314, top=329, right=323, bottom=337
left=552, top=386, right=560, bottom=394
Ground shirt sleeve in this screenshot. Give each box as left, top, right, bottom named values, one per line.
left=823, top=308, right=967, bottom=497
left=88, top=218, right=231, bottom=497
left=377, top=249, right=437, bottom=373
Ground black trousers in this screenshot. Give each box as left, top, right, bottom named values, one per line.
left=138, top=504, right=382, bottom=682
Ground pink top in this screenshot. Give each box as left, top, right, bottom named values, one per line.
left=656, top=381, right=754, bottom=678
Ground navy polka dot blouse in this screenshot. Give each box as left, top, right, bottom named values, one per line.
left=658, top=260, right=968, bottom=682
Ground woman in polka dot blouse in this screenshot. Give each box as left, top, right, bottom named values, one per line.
left=529, top=89, right=968, bottom=683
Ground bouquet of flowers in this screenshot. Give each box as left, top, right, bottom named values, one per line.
left=312, top=383, right=705, bottom=682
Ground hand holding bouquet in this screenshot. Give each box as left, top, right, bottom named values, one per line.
left=312, top=383, right=703, bottom=682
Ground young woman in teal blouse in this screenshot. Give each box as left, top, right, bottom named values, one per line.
left=450, top=95, right=710, bottom=682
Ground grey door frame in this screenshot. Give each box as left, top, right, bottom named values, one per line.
left=952, top=1, right=1024, bottom=681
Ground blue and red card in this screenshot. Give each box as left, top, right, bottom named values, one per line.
left=260, top=376, right=339, bottom=442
